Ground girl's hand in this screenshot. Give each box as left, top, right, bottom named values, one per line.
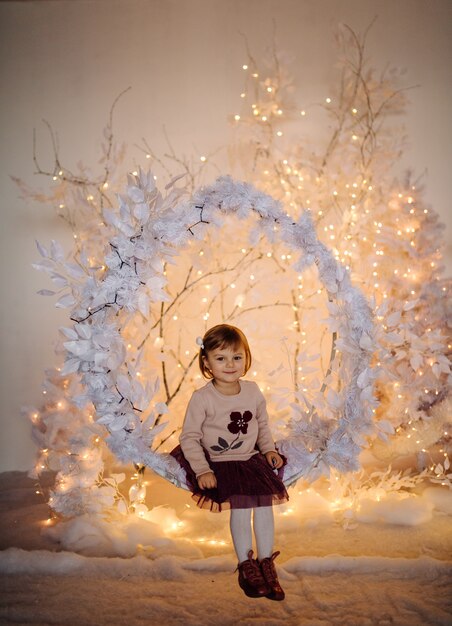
left=265, top=451, right=283, bottom=469
left=197, top=471, right=217, bottom=490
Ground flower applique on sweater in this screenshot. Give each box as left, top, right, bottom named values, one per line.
left=210, top=410, right=253, bottom=453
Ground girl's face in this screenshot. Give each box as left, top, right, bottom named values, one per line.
left=202, top=343, right=246, bottom=388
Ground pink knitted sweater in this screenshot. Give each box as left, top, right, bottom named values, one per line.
left=179, top=379, right=276, bottom=477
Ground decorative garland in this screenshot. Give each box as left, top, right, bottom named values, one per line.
left=56, top=171, right=377, bottom=492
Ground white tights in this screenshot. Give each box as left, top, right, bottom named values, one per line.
left=230, top=506, right=274, bottom=563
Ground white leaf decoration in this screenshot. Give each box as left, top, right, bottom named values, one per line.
left=64, top=263, right=86, bottom=279
left=377, top=420, right=394, bottom=434
left=359, top=332, right=374, bottom=351
left=37, top=289, right=56, bottom=296
left=386, top=311, right=402, bottom=327
left=32, top=260, right=54, bottom=273
left=165, top=173, right=186, bottom=190
left=409, top=353, right=423, bottom=372
left=360, top=385, right=374, bottom=402
left=357, top=368, right=371, bottom=389
left=50, top=240, right=65, bottom=262
left=137, top=292, right=150, bottom=318
left=110, top=472, right=126, bottom=484
left=109, top=415, right=129, bottom=431
left=103, top=207, right=120, bottom=228
left=35, top=240, right=49, bottom=258
left=64, top=339, right=92, bottom=356
left=59, top=327, right=78, bottom=340
left=403, top=299, right=420, bottom=311
left=50, top=273, right=68, bottom=288
left=117, top=500, right=128, bottom=515
left=326, top=388, right=342, bottom=409
left=55, top=293, right=76, bottom=308
left=133, top=202, right=150, bottom=221
left=127, top=186, right=145, bottom=203
left=76, top=324, right=92, bottom=340
left=155, top=402, right=169, bottom=414
left=60, top=358, right=81, bottom=375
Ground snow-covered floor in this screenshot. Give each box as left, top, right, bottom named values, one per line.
left=1, top=470, right=451, bottom=626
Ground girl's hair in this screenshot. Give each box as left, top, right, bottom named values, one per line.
left=198, top=324, right=252, bottom=379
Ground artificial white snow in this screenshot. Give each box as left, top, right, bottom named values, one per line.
left=0, top=471, right=451, bottom=626
left=43, top=511, right=202, bottom=558
left=423, top=486, right=452, bottom=515
left=0, top=548, right=192, bottom=580
left=283, top=555, right=452, bottom=578
left=354, top=493, right=434, bottom=526
left=2, top=547, right=451, bottom=580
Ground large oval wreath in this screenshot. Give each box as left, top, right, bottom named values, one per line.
left=60, top=171, right=377, bottom=491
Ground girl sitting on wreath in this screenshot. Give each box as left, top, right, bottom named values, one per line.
left=171, top=323, right=288, bottom=600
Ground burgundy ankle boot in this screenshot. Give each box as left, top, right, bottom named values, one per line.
left=259, top=551, right=285, bottom=601
left=237, top=549, right=271, bottom=598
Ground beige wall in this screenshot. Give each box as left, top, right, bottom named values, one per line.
left=1, top=0, right=451, bottom=471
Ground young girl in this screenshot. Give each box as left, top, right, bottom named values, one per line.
left=171, top=324, right=288, bottom=601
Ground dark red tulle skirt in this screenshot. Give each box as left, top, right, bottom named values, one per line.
left=170, top=445, right=289, bottom=512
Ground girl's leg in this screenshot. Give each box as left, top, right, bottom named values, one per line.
left=232, top=508, right=270, bottom=598
left=253, top=506, right=274, bottom=560
left=230, top=508, right=252, bottom=563
left=253, top=506, right=285, bottom=601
